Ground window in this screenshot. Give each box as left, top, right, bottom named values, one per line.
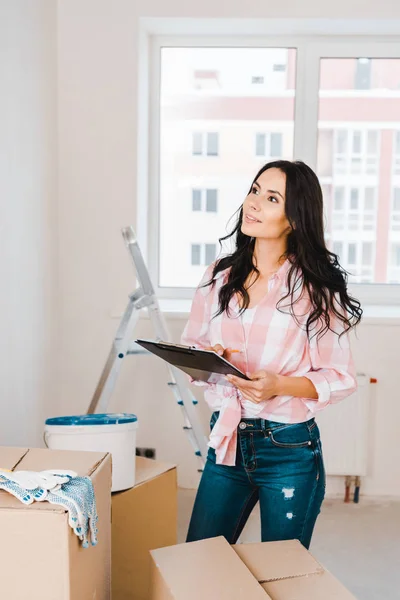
left=255, top=132, right=282, bottom=158
left=205, top=244, right=217, bottom=264
left=350, top=188, right=359, bottom=210
left=191, top=244, right=201, bottom=266
left=394, top=132, right=400, bottom=176
left=158, top=46, right=296, bottom=287
left=348, top=243, right=357, bottom=265
left=192, top=132, right=219, bottom=156
left=355, top=58, right=371, bottom=90
left=317, top=56, right=400, bottom=287
left=206, top=189, right=218, bottom=212
left=256, top=133, right=266, bottom=156
left=154, top=42, right=400, bottom=295
left=334, top=187, right=345, bottom=210
left=191, top=243, right=217, bottom=266
left=191, top=189, right=218, bottom=212
left=391, top=188, right=400, bottom=232
left=332, top=129, right=379, bottom=176
left=192, top=189, right=202, bottom=211
left=362, top=242, right=373, bottom=266
left=333, top=241, right=343, bottom=257
left=207, top=132, right=219, bottom=156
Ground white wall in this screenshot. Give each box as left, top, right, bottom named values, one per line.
left=0, top=1, right=57, bottom=446
left=55, top=0, right=400, bottom=494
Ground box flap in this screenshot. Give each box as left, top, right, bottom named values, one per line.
left=0, top=447, right=109, bottom=513
left=0, top=447, right=29, bottom=471
left=151, top=536, right=269, bottom=600
left=18, top=448, right=108, bottom=477
left=233, top=540, right=323, bottom=582
left=133, top=457, right=176, bottom=488
left=263, top=569, right=357, bottom=599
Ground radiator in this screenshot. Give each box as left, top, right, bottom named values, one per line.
left=316, top=374, right=371, bottom=477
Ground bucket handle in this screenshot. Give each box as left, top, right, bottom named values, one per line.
left=43, top=431, right=49, bottom=448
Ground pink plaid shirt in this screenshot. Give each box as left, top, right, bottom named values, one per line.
left=181, top=259, right=357, bottom=466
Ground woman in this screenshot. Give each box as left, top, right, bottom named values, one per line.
left=181, top=160, right=362, bottom=549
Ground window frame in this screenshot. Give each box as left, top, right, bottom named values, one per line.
left=144, top=31, right=400, bottom=304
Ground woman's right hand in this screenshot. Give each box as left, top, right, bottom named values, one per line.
left=204, top=344, right=236, bottom=361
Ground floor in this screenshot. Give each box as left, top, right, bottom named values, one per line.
left=178, top=489, right=400, bottom=599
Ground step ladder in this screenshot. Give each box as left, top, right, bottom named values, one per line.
left=86, top=226, right=208, bottom=469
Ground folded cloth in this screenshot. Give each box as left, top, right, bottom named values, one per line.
left=0, top=470, right=98, bottom=548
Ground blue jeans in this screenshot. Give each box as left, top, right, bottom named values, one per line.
left=187, top=412, right=326, bottom=549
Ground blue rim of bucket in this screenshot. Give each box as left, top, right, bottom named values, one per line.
left=45, top=413, right=138, bottom=426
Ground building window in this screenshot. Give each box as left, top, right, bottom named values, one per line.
left=191, top=243, right=217, bottom=266
left=191, top=189, right=218, bottom=212
left=391, top=188, right=400, bottom=231
left=334, top=187, right=345, bottom=210
left=205, top=244, right=217, bottom=264
left=350, top=188, right=359, bottom=210
left=333, top=241, right=343, bottom=257
left=333, top=129, right=379, bottom=175
left=394, top=132, right=400, bottom=175
left=255, top=132, right=282, bottom=158
left=192, top=189, right=202, bottom=211
left=206, top=189, right=218, bottom=212
left=192, top=132, right=219, bottom=156
left=355, top=58, right=371, bottom=90
left=191, top=244, right=201, bottom=266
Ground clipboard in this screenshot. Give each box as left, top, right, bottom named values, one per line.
left=135, top=339, right=250, bottom=387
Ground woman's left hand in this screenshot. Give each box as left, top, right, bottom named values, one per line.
left=226, top=371, right=279, bottom=403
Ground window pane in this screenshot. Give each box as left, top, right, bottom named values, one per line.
left=350, top=188, right=359, bottom=209
left=317, top=57, right=400, bottom=284
left=348, top=243, right=356, bottom=264
left=207, top=132, right=219, bottom=156
left=396, top=131, right=400, bottom=154
left=256, top=133, right=266, bottom=156
left=191, top=244, right=201, bottom=265
left=334, top=187, right=344, bottom=210
left=336, top=130, right=347, bottom=154
left=205, top=243, right=216, bottom=265
left=192, top=189, right=202, bottom=211
left=367, top=130, right=378, bottom=154
left=270, top=132, right=282, bottom=157
left=393, top=188, right=400, bottom=211
left=192, top=132, right=203, bottom=155
left=365, top=187, right=375, bottom=210
left=160, top=47, right=296, bottom=287
left=355, top=58, right=371, bottom=90
left=206, top=189, right=218, bottom=212
left=362, top=242, right=373, bottom=266
left=353, top=131, right=362, bottom=153
left=333, top=241, right=343, bottom=257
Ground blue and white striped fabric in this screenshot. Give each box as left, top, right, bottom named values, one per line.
left=0, top=470, right=98, bottom=548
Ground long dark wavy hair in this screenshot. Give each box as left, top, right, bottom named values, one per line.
left=204, top=160, right=362, bottom=340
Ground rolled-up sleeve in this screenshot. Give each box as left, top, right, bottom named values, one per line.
left=181, top=264, right=215, bottom=386
left=302, top=315, right=357, bottom=414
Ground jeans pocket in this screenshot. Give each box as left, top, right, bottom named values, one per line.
left=268, top=423, right=312, bottom=449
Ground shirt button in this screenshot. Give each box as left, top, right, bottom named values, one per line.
left=239, top=422, right=247, bottom=430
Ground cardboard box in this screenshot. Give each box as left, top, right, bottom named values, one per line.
left=150, top=536, right=356, bottom=600
left=112, top=456, right=177, bottom=600
left=0, top=446, right=112, bottom=600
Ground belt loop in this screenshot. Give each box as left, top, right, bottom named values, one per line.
left=261, top=418, right=266, bottom=431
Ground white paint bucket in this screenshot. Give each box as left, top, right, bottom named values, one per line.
left=44, top=413, right=138, bottom=492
